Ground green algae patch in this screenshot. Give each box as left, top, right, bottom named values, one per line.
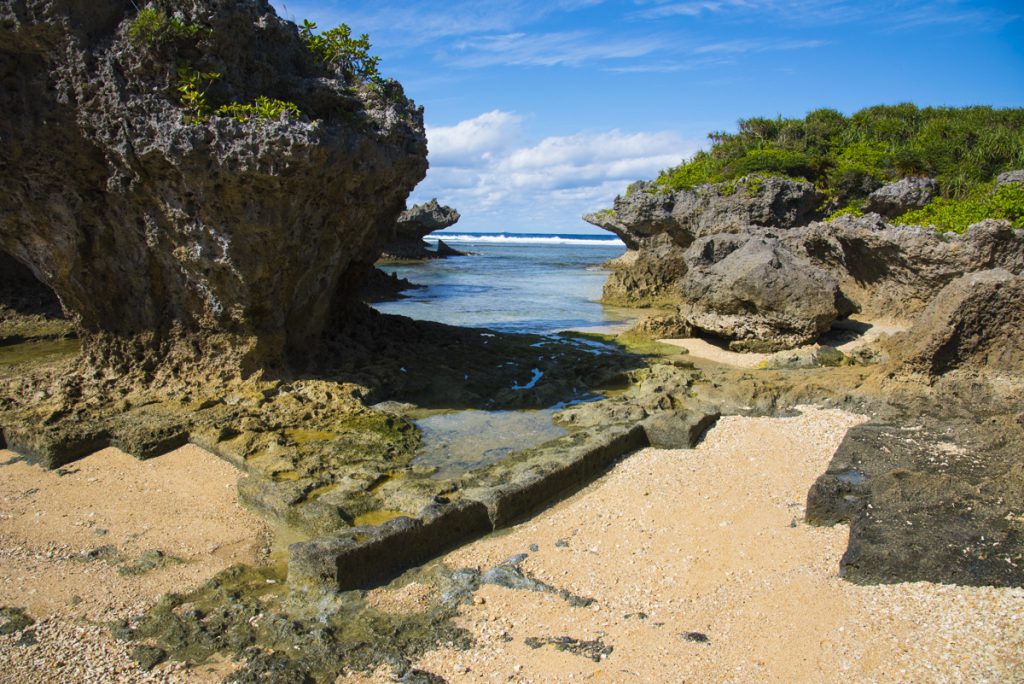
left=353, top=509, right=410, bottom=527
left=0, top=338, right=80, bottom=368
left=127, top=562, right=474, bottom=682
left=283, top=428, right=338, bottom=444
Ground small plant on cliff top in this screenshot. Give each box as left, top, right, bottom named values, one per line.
left=176, top=65, right=220, bottom=124
left=129, top=7, right=199, bottom=46
left=217, top=97, right=302, bottom=123
left=300, top=20, right=382, bottom=84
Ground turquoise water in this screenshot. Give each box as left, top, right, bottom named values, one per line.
left=372, top=233, right=630, bottom=335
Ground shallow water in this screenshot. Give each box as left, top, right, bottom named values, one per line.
left=373, top=235, right=628, bottom=335
left=409, top=408, right=568, bottom=480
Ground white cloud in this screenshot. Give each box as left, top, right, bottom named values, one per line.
left=448, top=31, right=664, bottom=68
left=413, top=112, right=700, bottom=231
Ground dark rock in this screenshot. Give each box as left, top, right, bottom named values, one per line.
left=891, top=269, right=1024, bottom=376
left=0, top=0, right=428, bottom=374
left=288, top=500, right=492, bottom=589
left=864, top=177, right=938, bottom=218
left=0, top=607, right=34, bottom=635
left=379, top=199, right=463, bottom=261
left=131, top=645, right=167, bottom=671
left=398, top=670, right=448, bottom=684
left=677, top=234, right=851, bottom=350
left=682, top=631, right=710, bottom=644
left=225, top=648, right=313, bottom=684
left=524, top=636, right=613, bottom=662
left=640, top=408, right=720, bottom=449
left=807, top=410, right=1024, bottom=587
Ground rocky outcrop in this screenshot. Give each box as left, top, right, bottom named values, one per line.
left=864, top=177, right=937, bottom=217
left=584, top=176, right=824, bottom=305
left=676, top=233, right=851, bottom=350
left=890, top=269, right=1024, bottom=376
left=0, top=0, right=428, bottom=375
left=587, top=170, right=1024, bottom=349
left=378, top=199, right=464, bottom=261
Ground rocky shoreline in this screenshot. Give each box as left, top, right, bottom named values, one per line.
left=0, top=1, right=1022, bottom=681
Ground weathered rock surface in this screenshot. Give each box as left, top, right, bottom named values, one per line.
left=996, top=169, right=1024, bottom=188
left=0, top=0, right=428, bottom=374
left=889, top=269, right=1024, bottom=376
left=864, top=177, right=938, bottom=217
left=378, top=199, right=464, bottom=261
left=677, top=233, right=853, bottom=351
left=786, top=216, right=1024, bottom=321
left=584, top=176, right=823, bottom=305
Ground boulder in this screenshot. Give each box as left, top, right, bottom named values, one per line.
left=891, top=269, right=1024, bottom=376
left=676, top=233, right=851, bottom=351
left=785, top=216, right=1024, bottom=321
left=0, top=0, right=428, bottom=374
left=996, top=169, right=1024, bottom=188
left=864, top=177, right=938, bottom=217
left=379, top=199, right=463, bottom=260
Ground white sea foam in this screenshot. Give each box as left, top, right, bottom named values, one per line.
left=427, top=233, right=624, bottom=247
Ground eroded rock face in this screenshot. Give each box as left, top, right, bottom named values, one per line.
left=0, top=0, right=428, bottom=374
left=996, top=169, right=1024, bottom=188
left=864, top=177, right=938, bottom=218
left=890, top=269, right=1024, bottom=376
left=677, top=233, right=852, bottom=351
left=379, top=199, right=463, bottom=261
left=584, top=176, right=824, bottom=305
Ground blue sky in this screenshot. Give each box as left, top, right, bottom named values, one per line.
left=270, top=0, right=1023, bottom=234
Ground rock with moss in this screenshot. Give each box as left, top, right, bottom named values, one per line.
left=0, top=0, right=427, bottom=377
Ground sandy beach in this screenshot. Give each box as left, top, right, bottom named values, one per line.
left=0, top=445, right=270, bottom=683
left=382, top=407, right=1023, bottom=683
left=1, top=409, right=1022, bottom=682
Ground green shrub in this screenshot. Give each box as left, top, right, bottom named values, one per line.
left=726, top=148, right=815, bottom=179
left=826, top=206, right=864, bottom=222
left=129, top=7, right=198, bottom=46
left=217, top=97, right=301, bottom=123
left=176, top=66, right=219, bottom=124
left=896, top=183, right=1024, bottom=233
left=647, top=104, right=1024, bottom=205
left=300, top=20, right=382, bottom=84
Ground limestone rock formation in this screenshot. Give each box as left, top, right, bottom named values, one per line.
left=677, top=233, right=852, bottom=351
left=584, top=176, right=824, bottom=305
left=379, top=199, right=464, bottom=261
left=864, top=177, right=938, bottom=217
left=0, top=0, right=428, bottom=375
left=890, top=269, right=1024, bottom=376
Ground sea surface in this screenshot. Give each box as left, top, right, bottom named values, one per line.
left=371, top=232, right=632, bottom=334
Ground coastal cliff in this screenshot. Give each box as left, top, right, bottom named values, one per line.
left=0, top=0, right=428, bottom=376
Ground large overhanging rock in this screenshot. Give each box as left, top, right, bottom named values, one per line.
left=0, top=0, right=428, bottom=376
left=379, top=199, right=463, bottom=261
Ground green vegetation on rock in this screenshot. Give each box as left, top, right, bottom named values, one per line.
left=128, top=7, right=199, bottom=46
left=300, top=20, right=382, bottom=84
left=216, top=97, right=302, bottom=123
left=653, top=104, right=1024, bottom=204
left=895, top=182, right=1024, bottom=233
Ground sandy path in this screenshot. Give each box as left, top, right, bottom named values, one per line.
left=392, top=407, right=1024, bottom=683
left=0, top=445, right=270, bottom=683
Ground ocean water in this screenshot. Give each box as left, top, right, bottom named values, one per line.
left=371, top=232, right=631, bottom=334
